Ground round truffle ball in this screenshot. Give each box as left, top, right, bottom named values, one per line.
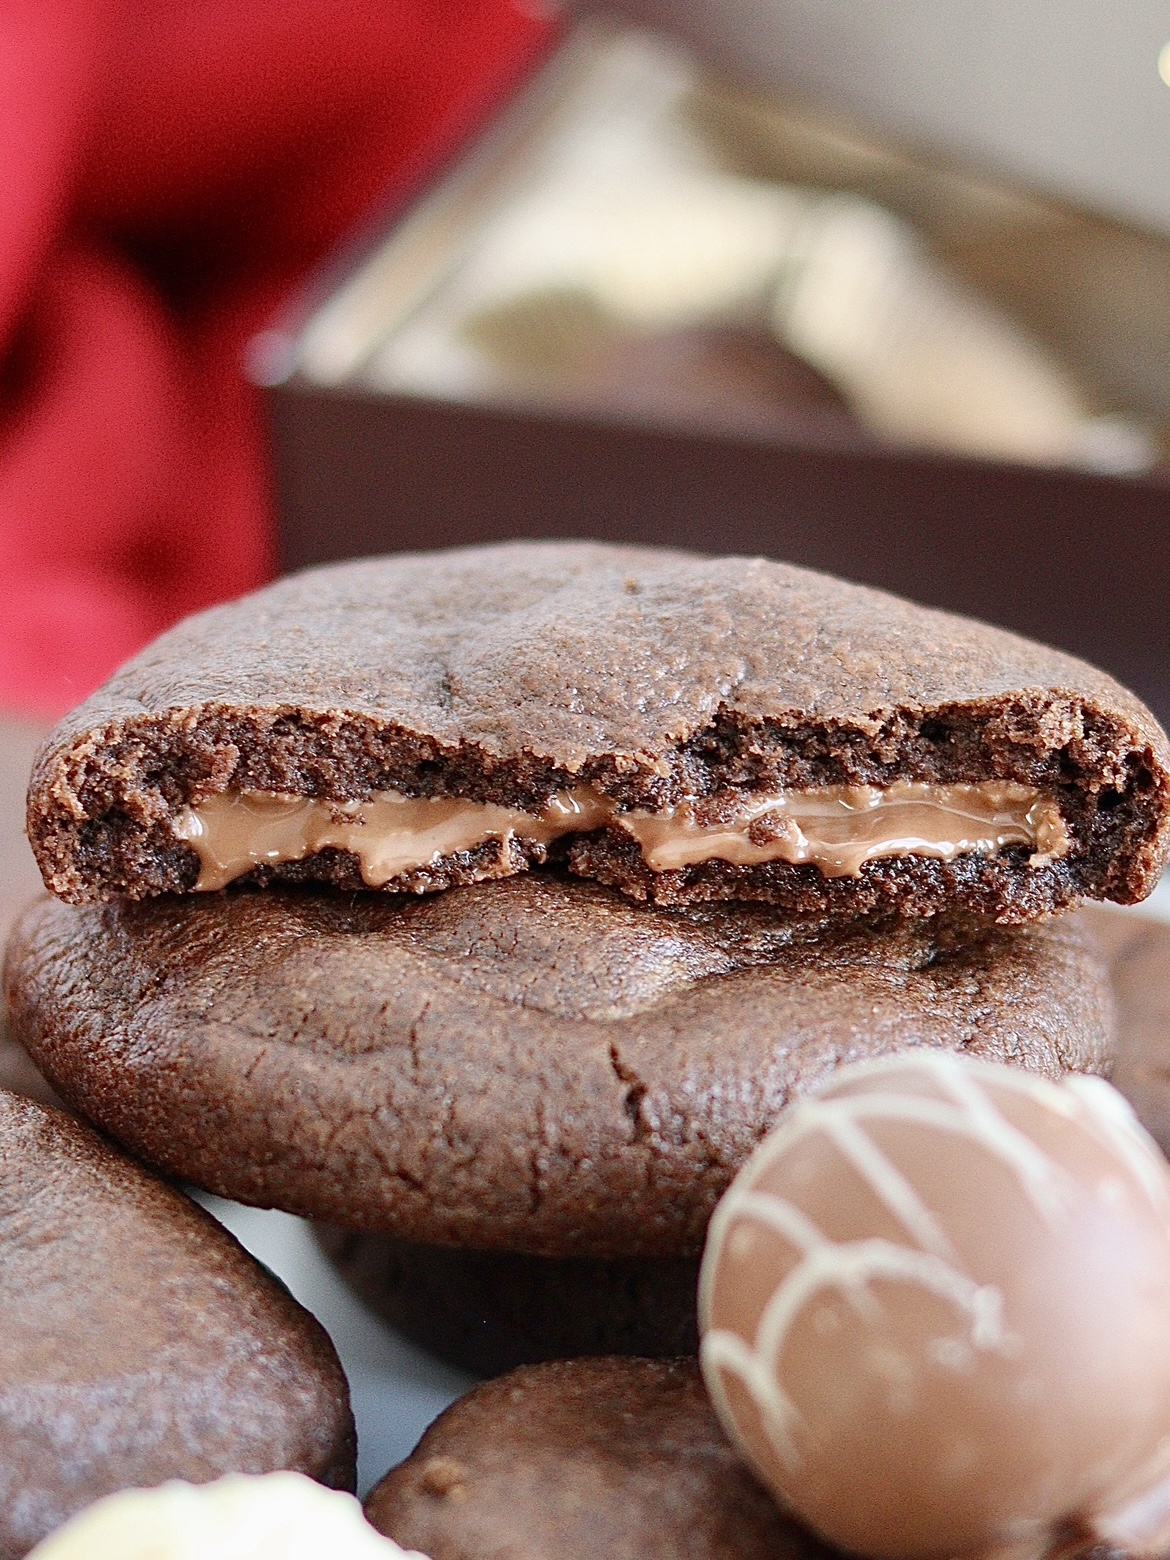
left=699, top=1052, right=1170, bottom=1560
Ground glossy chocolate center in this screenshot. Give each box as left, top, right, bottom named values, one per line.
left=174, top=780, right=1069, bottom=892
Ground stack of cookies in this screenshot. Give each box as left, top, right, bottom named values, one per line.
left=5, top=540, right=1169, bottom=1386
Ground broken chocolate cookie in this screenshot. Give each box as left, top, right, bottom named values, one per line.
left=25, top=544, right=1170, bottom=922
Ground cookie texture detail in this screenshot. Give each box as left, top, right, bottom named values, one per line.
left=0, top=1093, right=355, bottom=1559
left=365, top=1357, right=835, bottom=1560
left=4, top=877, right=1115, bottom=1256
left=26, top=543, right=1170, bottom=920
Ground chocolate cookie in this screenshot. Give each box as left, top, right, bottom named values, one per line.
left=314, top=905, right=1170, bottom=1375
left=0, top=1090, right=355, bottom=1560
left=27, top=544, right=1169, bottom=922
left=364, top=1357, right=827, bottom=1560
left=4, top=875, right=1114, bottom=1257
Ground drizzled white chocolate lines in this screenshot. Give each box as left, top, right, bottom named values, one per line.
left=698, top=1054, right=1167, bottom=1474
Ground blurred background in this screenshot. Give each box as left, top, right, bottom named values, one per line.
left=4, top=0, right=1170, bottom=780
left=5, top=0, right=1170, bottom=1488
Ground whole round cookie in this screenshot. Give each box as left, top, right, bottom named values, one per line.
left=0, top=1090, right=355, bottom=1559
left=5, top=875, right=1114, bottom=1256
left=364, top=1356, right=828, bottom=1560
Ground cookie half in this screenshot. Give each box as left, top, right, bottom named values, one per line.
left=364, top=1357, right=826, bottom=1560
left=4, top=875, right=1114, bottom=1257
left=27, top=543, right=1170, bottom=922
left=0, top=1091, right=354, bottom=1559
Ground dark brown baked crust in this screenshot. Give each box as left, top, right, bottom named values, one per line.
left=364, top=1357, right=831, bottom=1560
left=0, top=1091, right=355, bottom=1559
left=4, top=874, right=1114, bottom=1257
left=26, top=543, right=1170, bottom=919
left=314, top=1227, right=700, bottom=1376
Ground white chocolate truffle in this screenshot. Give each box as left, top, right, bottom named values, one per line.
left=26, top=1472, right=425, bottom=1560
left=699, top=1053, right=1170, bottom=1560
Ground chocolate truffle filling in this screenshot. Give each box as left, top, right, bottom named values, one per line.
left=175, top=780, right=1069, bottom=892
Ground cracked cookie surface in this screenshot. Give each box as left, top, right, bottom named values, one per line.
left=4, top=875, right=1114, bottom=1256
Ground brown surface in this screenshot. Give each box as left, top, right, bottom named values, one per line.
left=0, top=1091, right=355, bottom=1559
left=269, top=385, right=1170, bottom=741
left=4, top=875, right=1114, bottom=1258
left=27, top=543, right=1170, bottom=921
left=312, top=908, right=1170, bottom=1385
left=364, top=1356, right=831, bottom=1560
left=458, top=306, right=861, bottom=444
left=314, top=1226, right=700, bottom=1376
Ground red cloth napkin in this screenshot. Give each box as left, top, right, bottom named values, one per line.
left=0, top=0, right=551, bottom=716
